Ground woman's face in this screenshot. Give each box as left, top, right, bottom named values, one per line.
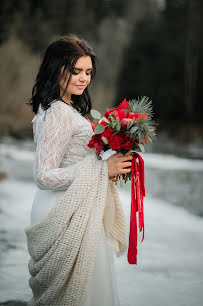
left=59, top=55, right=93, bottom=99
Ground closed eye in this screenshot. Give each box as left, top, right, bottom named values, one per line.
left=71, top=68, right=93, bottom=75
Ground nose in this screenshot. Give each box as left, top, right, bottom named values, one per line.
left=79, top=72, right=88, bottom=83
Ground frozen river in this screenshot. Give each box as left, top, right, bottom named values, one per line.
left=0, top=137, right=203, bottom=305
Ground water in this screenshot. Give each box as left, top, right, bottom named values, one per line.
left=0, top=137, right=203, bottom=305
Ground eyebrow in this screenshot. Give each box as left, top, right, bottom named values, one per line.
left=73, top=67, right=93, bottom=71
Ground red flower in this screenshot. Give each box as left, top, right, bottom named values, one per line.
left=120, top=133, right=134, bottom=150
left=108, top=134, right=122, bottom=150
left=88, top=134, right=104, bottom=155
left=102, top=128, right=121, bottom=150
left=128, top=112, right=148, bottom=121
left=104, top=108, right=115, bottom=118
left=102, top=127, right=113, bottom=139
left=117, top=98, right=132, bottom=111
left=104, top=98, right=132, bottom=120
left=117, top=109, right=128, bottom=121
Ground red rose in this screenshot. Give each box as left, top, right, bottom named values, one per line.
left=102, top=128, right=122, bottom=150
left=120, top=133, right=134, bottom=150
left=108, top=134, right=122, bottom=150
left=88, top=134, right=105, bottom=155
left=102, top=127, right=113, bottom=139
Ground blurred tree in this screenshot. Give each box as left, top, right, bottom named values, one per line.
left=116, top=0, right=203, bottom=122
left=0, top=0, right=126, bottom=53
left=184, top=0, right=201, bottom=117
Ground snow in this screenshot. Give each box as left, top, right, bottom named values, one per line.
left=0, top=140, right=203, bottom=305
left=143, top=152, right=203, bottom=171
left=115, top=189, right=203, bottom=306
left=102, top=149, right=203, bottom=171
left=0, top=180, right=203, bottom=305
left=1, top=142, right=203, bottom=170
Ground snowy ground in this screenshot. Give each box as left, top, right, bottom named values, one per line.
left=0, top=138, right=203, bottom=305
left=115, top=189, right=203, bottom=306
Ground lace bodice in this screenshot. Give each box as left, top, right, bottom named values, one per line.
left=32, top=100, right=95, bottom=190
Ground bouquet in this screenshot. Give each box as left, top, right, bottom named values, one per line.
left=87, top=97, right=157, bottom=264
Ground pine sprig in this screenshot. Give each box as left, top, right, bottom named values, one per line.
left=127, top=96, right=157, bottom=143
left=128, top=96, right=154, bottom=120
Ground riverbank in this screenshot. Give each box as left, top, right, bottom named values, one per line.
left=0, top=137, right=203, bottom=305
left=0, top=301, right=26, bottom=306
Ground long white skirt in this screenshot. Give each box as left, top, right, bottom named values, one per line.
left=30, top=188, right=121, bottom=306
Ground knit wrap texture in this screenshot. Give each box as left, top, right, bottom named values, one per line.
left=25, top=152, right=128, bottom=306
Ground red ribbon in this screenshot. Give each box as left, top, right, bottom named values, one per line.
left=87, top=116, right=95, bottom=131
left=86, top=115, right=145, bottom=264
left=128, top=152, right=145, bottom=264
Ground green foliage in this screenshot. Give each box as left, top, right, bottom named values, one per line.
left=90, top=109, right=101, bottom=120
left=102, top=117, right=110, bottom=124
left=130, top=126, right=138, bottom=134
left=102, top=136, right=108, bottom=144
left=128, top=96, right=154, bottom=120
left=94, top=124, right=105, bottom=134
left=127, top=97, right=157, bottom=143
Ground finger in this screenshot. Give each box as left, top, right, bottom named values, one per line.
left=121, top=161, right=132, bottom=168
left=120, top=168, right=131, bottom=174
left=120, top=154, right=133, bottom=161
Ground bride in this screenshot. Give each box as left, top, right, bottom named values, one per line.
left=25, top=34, right=133, bottom=306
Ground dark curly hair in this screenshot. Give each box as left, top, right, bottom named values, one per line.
left=27, top=34, right=96, bottom=116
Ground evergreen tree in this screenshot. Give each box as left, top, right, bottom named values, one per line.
left=116, top=0, right=203, bottom=122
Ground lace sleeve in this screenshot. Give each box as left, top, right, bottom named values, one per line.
left=33, top=102, right=77, bottom=190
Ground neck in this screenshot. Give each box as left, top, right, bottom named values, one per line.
left=60, top=90, right=72, bottom=105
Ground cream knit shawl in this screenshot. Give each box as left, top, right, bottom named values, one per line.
left=25, top=152, right=128, bottom=306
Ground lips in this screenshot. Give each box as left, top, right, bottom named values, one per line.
left=76, top=85, right=85, bottom=89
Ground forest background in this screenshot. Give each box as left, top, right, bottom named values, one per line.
left=0, top=0, right=203, bottom=155
left=0, top=2, right=203, bottom=305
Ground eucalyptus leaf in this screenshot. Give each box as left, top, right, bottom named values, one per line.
left=90, top=109, right=101, bottom=120
left=116, top=122, right=121, bottom=131
left=130, top=126, right=138, bottom=134
left=102, top=136, right=108, bottom=144
left=138, top=143, right=145, bottom=152
left=102, top=117, right=110, bottom=124
left=134, top=145, right=141, bottom=152
left=94, top=124, right=105, bottom=134
left=112, top=122, right=117, bottom=130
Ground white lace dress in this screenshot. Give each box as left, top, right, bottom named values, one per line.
left=30, top=100, right=120, bottom=306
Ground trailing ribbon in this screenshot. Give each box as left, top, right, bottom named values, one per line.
left=128, top=152, right=145, bottom=264
left=86, top=116, right=145, bottom=264
left=87, top=116, right=95, bottom=131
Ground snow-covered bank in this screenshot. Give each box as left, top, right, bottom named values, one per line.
left=0, top=178, right=203, bottom=305
left=0, top=138, right=203, bottom=305
left=1, top=138, right=203, bottom=217
left=116, top=190, right=203, bottom=306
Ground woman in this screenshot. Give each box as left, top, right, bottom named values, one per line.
left=25, top=34, right=133, bottom=306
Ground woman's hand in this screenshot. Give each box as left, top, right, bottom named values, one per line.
left=107, top=150, right=133, bottom=180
